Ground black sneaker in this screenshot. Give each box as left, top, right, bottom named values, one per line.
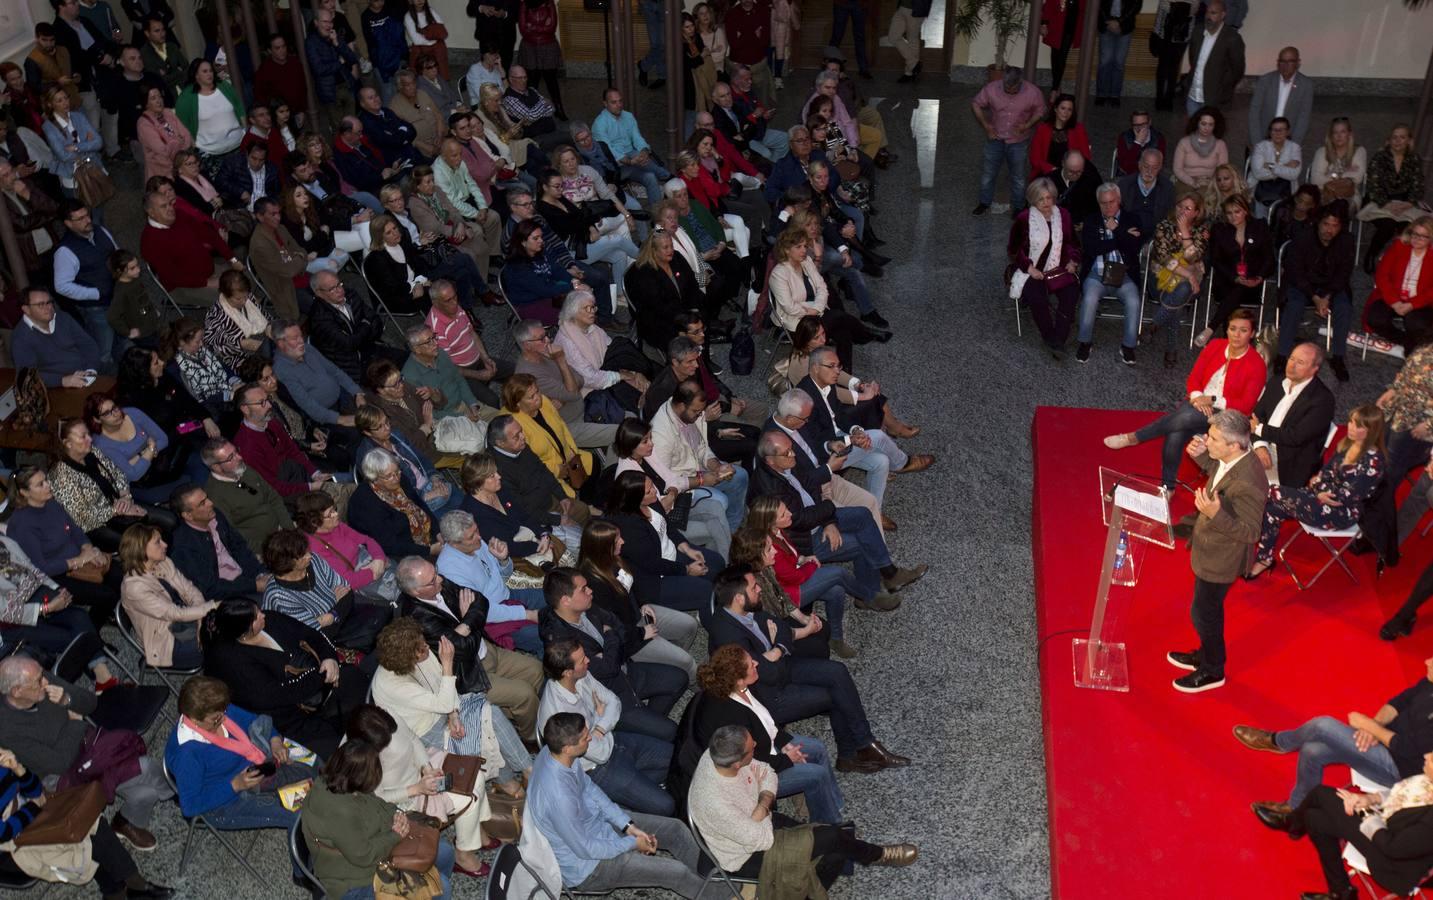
left=897, top=72, right=915, bottom=83
left=1329, top=356, right=1350, bottom=382
left=1173, top=670, right=1227, bottom=693
left=638, top=66, right=648, bottom=87
left=861, top=310, right=890, bottom=329
left=1049, top=344, right=1066, bottom=360
left=1076, top=342, right=1092, bottom=363
left=1166, top=649, right=1200, bottom=671
left=1120, top=345, right=1136, bottom=366
left=971, top=203, right=990, bottom=216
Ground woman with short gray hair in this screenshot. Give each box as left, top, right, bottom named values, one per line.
left=1008, top=176, right=1081, bottom=358
left=347, top=447, right=443, bottom=560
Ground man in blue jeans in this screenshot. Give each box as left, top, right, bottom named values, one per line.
left=1094, top=0, right=1142, bottom=106
left=970, top=67, right=1045, bottom=215
left=637, top=0, right=667, bottom=87
left=1233, top=656, right=1433, bottom=832
left=591, top=88, right=670, bottom=205
left=1075, top=182, right=1145, bottom=364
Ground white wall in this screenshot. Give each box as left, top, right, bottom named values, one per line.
left=958, top=0, right=1433, bottom=82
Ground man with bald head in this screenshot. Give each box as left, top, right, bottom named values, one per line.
left=1248, top=46, right=1312, bottom=148
left=1051, top=149, right=1101, bottom=226
left=1184, top=0, right=1245, bottom=117
left=502, top=64, right=563, bottom=148
left=1249, top=342, right=1335, bottom=488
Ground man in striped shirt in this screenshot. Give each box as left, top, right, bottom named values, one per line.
left=426, top=280, right=513, bottom=408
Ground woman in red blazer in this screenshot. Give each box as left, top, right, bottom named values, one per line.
left=1029, top=93, right=1093, bottom=178
left=1102, top=308, right=1267, bottom=488
left=1365, top=218, right=1433, bottom=354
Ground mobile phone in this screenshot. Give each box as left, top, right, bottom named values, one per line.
left=642, top=611, right=656, bottom=628
left=249, top=760, right=277, bottom=777
left=436, top=774, right=451, bottom=792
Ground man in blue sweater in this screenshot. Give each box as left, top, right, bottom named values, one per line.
left=11, top=286, right=100, bottom=387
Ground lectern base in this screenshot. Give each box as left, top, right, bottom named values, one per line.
left=1073, top=639, right=1130, bottom=692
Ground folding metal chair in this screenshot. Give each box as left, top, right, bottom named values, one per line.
left=164, top=760, right=267, bottom=885
left=359, top=249, right=426, bottom=343
left=290, top=816, right=326, bottom=898
left=1277, top=424, right=1363, bottom=590
left=1342, top=769, right=1432, bottom=899
left=687, top=812, right=760, bottom=900
left=49, top=633, right=172, bottom=732
left=494, top=268, right=530, bottom=344
left=112, top=606, right=201, bottom=699
left=486, top=842, right=560, bottom=900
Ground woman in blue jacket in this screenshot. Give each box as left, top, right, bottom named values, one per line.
left=501, top=218, right=582, bottom=326
left=40, top=85, right=106, bottom=223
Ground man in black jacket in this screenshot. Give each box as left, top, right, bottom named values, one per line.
left=50, top=0, right=119, bottom=156
left=307, top=269, right=387, bottom=383
left=705, top=566, right=908, bottom=773
left=537, top=567, right=686, bottom=740
left=168, top=484, right=268, bottom=602
left=1250, top=344, right=1336, bottom=489
left=1277, top=207, right=1357, bottom=380
left=1075, top=182, right=1145, bottom=364
left=753, top=430, right=925, bottom=598
left=765, top=389, right=885, bottom=534
left=490, top=414, right=595, bottom=527
left=394, top=556, right=544, bottom=739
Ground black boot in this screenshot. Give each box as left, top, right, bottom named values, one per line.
left=1380, top=611, right=1416, bottom=640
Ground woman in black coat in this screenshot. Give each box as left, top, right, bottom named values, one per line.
left=603, top=470, right=721, bottom=613
left=363, top=213, right=433, bottom=315
left=625, top=230, right=705, bottom=351
left=115, top=346, right=222, bottom=483
left=348, top=448, right=440, bottom=560
left=1294, top=775, right=1433, bottom=900
left=1199, top=194, right=1274, bottom=347
left=201, top=599, right=369, bottom=760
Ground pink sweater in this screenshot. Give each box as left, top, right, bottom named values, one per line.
left=306, top=523, right=387, bottom=590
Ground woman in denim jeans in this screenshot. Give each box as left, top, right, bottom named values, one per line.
left=1139, top=193, right=1210, bottom=368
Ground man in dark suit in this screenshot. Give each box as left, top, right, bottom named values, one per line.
left=753, top=430, right=925, bottom=597
left=1050, top=150, right=1102, bottom=227
left=489, top=414, right=594, bottom=527
left=705, top=565, right=908, bottom=773
left=1250, top=344, right=1336, bottom=490
left=1076, top=182, right=1145, bottom=364
left=767, top=387, right=886, bottom=530
left=1166, top=409, right=1268, bottom=692
left=168, top=484, right=267, bottom=602
left=394, top=556, right=544, bottom=739
left=538, top=568, right=685, bottom=739
left=1184, top=0, right=1245, bottom=117
left=307, top=269, right=387, bottom=384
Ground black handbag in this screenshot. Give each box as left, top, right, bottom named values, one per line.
left=416, top=239, right=460, bottom=271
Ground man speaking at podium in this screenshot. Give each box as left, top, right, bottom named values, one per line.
left=1166, top=410, right=1269, bottom=694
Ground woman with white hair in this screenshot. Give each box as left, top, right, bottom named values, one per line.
left=348, top=448, right=442, bottom=560
left=1007, top=176, right=1081, bottom=359
left=553, top=290, right=653, bottom=412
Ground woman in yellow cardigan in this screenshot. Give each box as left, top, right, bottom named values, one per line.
left=501, top=373, right=603, bottom=503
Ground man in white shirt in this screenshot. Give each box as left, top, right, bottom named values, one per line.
left=1184, top=0, right=1244, bottom=117
left=650, top=379, right=749, bottom=533
left=1249, top=343, right=1336, bottom=488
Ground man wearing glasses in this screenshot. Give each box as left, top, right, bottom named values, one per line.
left=513, top=319, right=620, bottom=452
left=201, top=438, right=295, bottom=555
left=1248, top=46, right=1313, bottom=149
left=10, top=286, right=100, bottom=387
left=1113, top=110, right=1166, bottom=178
left=232, top=383, right=341, bottom=499
left=505, top=190, right=615, bottom=320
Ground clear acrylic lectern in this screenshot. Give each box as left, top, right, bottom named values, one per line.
left=1073, top=468, right=1175, bottom=692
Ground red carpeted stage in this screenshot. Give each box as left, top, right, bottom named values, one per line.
left=1032, top=406, right=1433, bottom=900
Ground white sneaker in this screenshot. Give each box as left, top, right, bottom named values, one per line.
left=990, top=202, right=1011, bottom=214
left=774, top=77, right=784, bottom=90
left=1194, top=327, right=1213, bottom=348
left=1103, top=433, right=1136, bottom=449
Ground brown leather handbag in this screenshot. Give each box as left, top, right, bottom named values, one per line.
left=387, top=815, right=440, bottom=872
left=14, top=782, right=107, bottom=847
left=67, top=557, right=111, bottom=584
left=440, top=753, right=484, bottom=796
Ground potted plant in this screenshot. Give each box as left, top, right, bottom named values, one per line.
left=951, top=0, right=1033, bottom=80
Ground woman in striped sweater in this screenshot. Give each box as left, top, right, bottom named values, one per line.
left=260, top=529, right=392, bottom=656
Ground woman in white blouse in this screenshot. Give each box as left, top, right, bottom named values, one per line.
left=177, top=59, right=245, bottom=178
left=1249, top=116, right=1303, bottom=218
left=403, top=0, right=450, bottom=79
left=1310, top=116, right=1367, bottom=212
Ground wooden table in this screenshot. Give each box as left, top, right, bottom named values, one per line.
left=0, top=369, right=116, bottom=452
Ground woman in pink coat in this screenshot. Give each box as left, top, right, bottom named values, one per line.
left=770, top=0, right=801, bottom=88
left=135, top=85, right=194, bottom=182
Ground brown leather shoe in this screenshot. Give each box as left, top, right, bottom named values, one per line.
left=893, top=453, right=935, bottom=475
left=1251, top=801, right=1295, bottom=833
left=112, top=814, right=157, bottom=851
left=882, top=565, right=928, bottom=593
left=854, top=591, right=901, bottom=612
left=872, top=843, right=919, bottom=867
left=887, top=422, right=921, bottom=439
left=1233, top=725, right=1284, bottom=754
left=867, top=741, right=910, bottom=767
left=480, top=290, right=505, bottom=307
left=834, top=751, right=885, bottom=774
left=880, top=514, right=897, bottom=532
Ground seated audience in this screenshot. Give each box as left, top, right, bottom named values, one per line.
left=409, top=165, right=502, bottom=292
left=458, top=451, right=573, bottom=559
left=1359, top=124, right=1425, bottom=274
left=502, top=219, right=583, bottom=327
left=120, top=523, right=218, bottom=670
left=615, top=417, right=732, bottom=560
left=11, top=286, right=100, bottom=387
left=169, top=484, right=268, bottom=603
left=350, top=448, right=441, bottom=560
left=536, top=638, right=677, bottom=816
left=141, top=189, right=241, bottom=308
left=163, top=317, right=240, bottom=416
left=203, top=271, right=271, bottom=371
left=1106, top=309, right=1266, bottom=487
left=332, top=116, right=400, bottom=199
left=215, top=142, right=279, bottom=212
left=363, top=213, right=434, bottom=315
left=262, top=528, right=390, bottom=653
left=293, top=491, right=390, bottom=602
left=769, top=317, right=916, bottom=435
left=50, top=418, right=177, bottom=552
left=1051, top=150, right=1101, bottom=226
left=1117, top=148, right=1174, bottom=239
left=536, top=170, right=640, bottom=293
left=202, top=438, right=296, bottom=557
left=1114, top=110, right=1166, bottom=177
left=427, top=281, right=511, bottom=407
left=604, top=471, right=721, bottom=613
left=165, top=675, right=316, bottom=829
left=388, top=71, right=445, bottom=160
left=728, top=523, right=832, bottom=660
left=86, top=393, right=184, bottom=504
left=1201, top=165, right=1251, bottom=229
left=1310, top=117, right=1366, bottom=213
left=527, top=712, right=711, bottom=897
left=1197, top=195, right=1273, bottom=348
left=356, top=85, right=422, bottom=166
left=8, top=466, right=122, bottom=626
left=503, top=372, right=604, bottom=500
left=1029, top=94, right=1091, bottom=179
left=402, top=321, right=494, bottom=422
left=649, top=378, right=750, bottom=532
left=1172, top=107, right=1229, bottom=196
left=768, top=226, right=872, bottom=370
left=1293, top=765, right=1433, bottom=900
left=355, top=405, right=454, bottom=515
left=1138, top=193, right=1211, bottom=368
left=498, top=67, right=562, bottom=149
left=1249, top=116, right=1303, bottom=217
left=592, top=87, right=669, bottom=205
left=363, top=358, right=447, bottom=463
left=1278, top=207, right=1357, bottom=375
left=0, top=530, right=115, bottom=685
left=625, top=229, right=704, bottom=350
left=1366, top=217, right=1433, bottom=355
left=1075, top=182, right=1144, bottom=364
left=1250, top=344, right=1338, bottom=489
left=135, top=83, right=192, bottom=182
left=552, top=291, right=652, bottom=412
left=247, top=197, right=309, bottom=321
left=434, top=509, right=544, bottom=654
left=232, top=383, right=337, bottom=500
left=280, top=184, right=352, bottom=275
left=308, top=268, right=388, bottom=383
left=271, top=322, right=366, bottom=434
left=1008, top=177, right=1081, bottom=359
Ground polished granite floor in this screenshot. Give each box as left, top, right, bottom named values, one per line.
left=48, top=64, right=1422, bottom=899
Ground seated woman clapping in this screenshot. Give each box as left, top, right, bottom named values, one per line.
left=1247, top=404, right=1385, bottom=580
left=1104, top=309, right=1267, bottom=488
left=164, top=675, right=318, bottom=828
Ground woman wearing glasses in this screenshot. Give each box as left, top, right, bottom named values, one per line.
left=85, top=393, right=189, bottom=504
left=202, top=270, right=271, bottom=370
left=1366, top=216, right=1433, bottom=356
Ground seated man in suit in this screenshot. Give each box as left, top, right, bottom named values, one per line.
left=537, top=567, right=686, bottom=741
left=168, top=484, right=269, bottom=602
left=643, top=335, right=760, bottom=467
left=489, top=414, right=593, bottom=547
left=766, top=388, right=885, bottom=533
left=1250, top=343, right=1336, bottom=488
left=357, top=85, right=424, bottom=166
left=1075, top=182, right=1145, bottom=365
left=706, top=565, right=908, bottom=773
left=753, top=430, right=925, bottom=599
left=394, top=555, right=544, bottom=739
left=537, top=639, right=676, bottom=817
left=1232, top=663, right=1433, bottom=835
left=797, top=346, right=934, bottom=509
left=215, top=142, right=281, bottom=211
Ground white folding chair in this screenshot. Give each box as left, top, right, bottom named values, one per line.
left=687, top=813, right=760, bottom=900
left=1277, top=424, right=1363, bottom=590
left=1342, top=768, right=1431, bottom=899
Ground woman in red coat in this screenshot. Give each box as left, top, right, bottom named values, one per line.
left=1365, top=217, right=1433, bottom=355
left=515, top=0, right=566, bottom=119
left=1029, top=93, right=1093, bottom=178
left=1040, top=0, right=1086, bottom=96
left=1102, top=308, right=1267, bottom=488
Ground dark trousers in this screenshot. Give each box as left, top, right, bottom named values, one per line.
left=828, top=0, right=870, bottom=71
left=1207, top=277, right=1262, bottom=335
left=1021, top=278, right=1080, bottom=349
left=86, top=503, right=180, bottom=553
left=764, top=657, right=874, bottom=758
left=92, top=816, right=141, bottom=895
left=1133, top=401, right=1211, bottom=488
left=1190, top=576, right=1234, bottom=676
left=1367, top=299, right=1433, bottom=355
left=708, top=420, right=760, bottom=471
left=1049, top=45, right=1073, bottom=93
left=627, top=660, right=689, bottom=719
left=56, top=569, right=123, bottom=630
left=1300, top=785, right=1424, bottom=896
left=1393, top=557, right=1433, bottom=623
left=1387, top=427, right=1433, bottom=484
left=1152, top=37, right=1188, bottom=107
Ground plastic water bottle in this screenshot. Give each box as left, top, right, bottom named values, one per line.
left=1113, top=531, right=1129, bottom=573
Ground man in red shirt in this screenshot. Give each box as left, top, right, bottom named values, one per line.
left=139, top=189, right=240, bottom=307
left=252, top=34, right=310, bottom=125
left=722, top=0, right=775, bottom=108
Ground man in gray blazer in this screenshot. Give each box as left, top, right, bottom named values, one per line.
left=1248, top=47, right=1314, bottom=148
left=1166, top=409, right=1268, bottom=694
left=1184, top=0, right=1245, bottom=117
